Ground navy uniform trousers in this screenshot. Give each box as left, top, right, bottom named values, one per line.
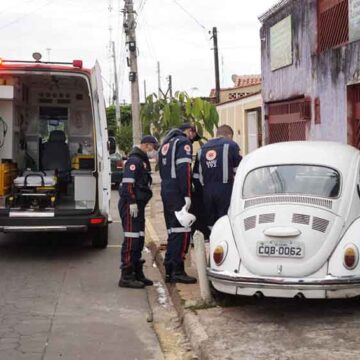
left=119, top=200, right=146, bottom=270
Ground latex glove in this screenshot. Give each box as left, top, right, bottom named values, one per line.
left=129, top=203, right=139, bottom=218
left=184, top=197, right=191, bottom=211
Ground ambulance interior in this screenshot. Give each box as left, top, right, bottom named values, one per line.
left=0, top=73, right=96, bottom=213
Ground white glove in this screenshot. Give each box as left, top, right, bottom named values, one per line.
left=184, top=197, right=191, bottom=211
left=129, top=203, right=139, bottom=218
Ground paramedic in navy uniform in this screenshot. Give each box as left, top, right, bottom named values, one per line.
left=159, top=123, right=199, bottom=284
left=118, top=135, right=159, bottom=289
left=193, top=125, right=242, bottom=231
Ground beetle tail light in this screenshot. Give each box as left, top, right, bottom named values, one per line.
left=344, top=245, right=359, bottom=270
left=213, top=242, right=228, bottom=266
left=116, top=159, right=123, bottom=169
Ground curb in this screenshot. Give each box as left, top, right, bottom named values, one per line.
left=145, top=219, right=212, bottom=360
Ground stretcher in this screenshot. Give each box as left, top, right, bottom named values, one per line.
left=10, top=171, right=57, bottom=209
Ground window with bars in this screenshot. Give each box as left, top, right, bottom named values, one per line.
left=318, top=0, right=349, bottom=52
left=267, top=98, right=311, bottom=144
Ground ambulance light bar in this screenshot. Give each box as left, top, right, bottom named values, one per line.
left=0, top=58, right=83, bottom=69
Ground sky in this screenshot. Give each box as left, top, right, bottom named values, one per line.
left=0, top=0, right=277, bottom=104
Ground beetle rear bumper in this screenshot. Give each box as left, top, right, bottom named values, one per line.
left=207, top=268, right=360, bottom=291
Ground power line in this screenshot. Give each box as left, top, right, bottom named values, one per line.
left=0, top=0, right=39, bottom=17
left=0, top=0, right=56, bottom=30
left=171, top=0, right=208, bottom=32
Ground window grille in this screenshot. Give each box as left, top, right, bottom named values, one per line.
left=318, top=0, right=348, bottom=52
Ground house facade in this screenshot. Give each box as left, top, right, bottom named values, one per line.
left=216, top=93, right=262, bottom=155
left=260, top=0, right=360, bottom=148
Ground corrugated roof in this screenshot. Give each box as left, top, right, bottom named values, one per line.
left=258, top=0, right=292, bottom=23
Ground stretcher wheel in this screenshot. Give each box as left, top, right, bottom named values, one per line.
left=91, top=225, right=108, bottom=249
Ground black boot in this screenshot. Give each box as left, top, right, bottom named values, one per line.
left=169, top=263, right=197, bottom=284
left=135, top=261, right=153, bottom=286
left=118, top=268, right=145, bottom=289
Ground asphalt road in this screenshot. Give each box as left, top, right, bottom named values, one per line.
left=0, top=191, right=163, bottom=360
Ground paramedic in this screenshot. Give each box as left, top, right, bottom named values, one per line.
left=159, top=123, right=199, bottom=284
left=118, top=135, right=159, bottom=289
left=193, top=125, right=242, bottom=230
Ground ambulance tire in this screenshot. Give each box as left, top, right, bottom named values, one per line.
left=91, top=225, right=109, bottom=249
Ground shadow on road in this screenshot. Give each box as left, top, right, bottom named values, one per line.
left=0, top=232, right=98, bottom=262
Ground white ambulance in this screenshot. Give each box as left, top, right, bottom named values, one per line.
left=0, top=54, right=115, bottom=248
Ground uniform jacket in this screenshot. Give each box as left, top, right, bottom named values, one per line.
left=119, top=147, right=153, bottom=204
left=159, top=129, right=192, bottom=199
left=193, top=137, right=242, bottom=188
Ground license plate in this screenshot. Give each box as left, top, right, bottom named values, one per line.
left=256, top=241, right=304, bottom=258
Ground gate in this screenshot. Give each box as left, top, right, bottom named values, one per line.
left=348, top=85, right=360, bottom=149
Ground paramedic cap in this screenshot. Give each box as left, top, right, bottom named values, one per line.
left=141, top=135, right=159, bottom=150
left=180, top=123, right=201, bottom=142
left=179, top=122, right=195, bottom=131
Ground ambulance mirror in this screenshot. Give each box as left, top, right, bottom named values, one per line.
left=108, top=137, right=116, bottom=154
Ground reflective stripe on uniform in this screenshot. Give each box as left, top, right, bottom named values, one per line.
left=169, top=227, right=192, bottom=233
left=139, top=231, right=145, bottom=236
left=171, top=139, right=180, bottom=179
left=198, top=149, right=204, bottom=186
left=193, top=173, right=200, bottom=179
left=176, top=158, right=192, bottom=165
left=223, top=143, right=229, bottom=184
left=122, top=178, right=135, bottom=184
left=124, top=232, right=140, bottom=238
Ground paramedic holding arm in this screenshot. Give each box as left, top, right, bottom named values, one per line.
left=118, top=136, right=159, bottom=289
left=193, top=125, right=242, bottom=231
left=159, top=123, right=199, bottom=284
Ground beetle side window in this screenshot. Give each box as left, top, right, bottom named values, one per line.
left=243, top=165, right=340, bottom=199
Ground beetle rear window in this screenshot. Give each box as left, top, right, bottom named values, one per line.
left=243, top=165, right=340, bottom=199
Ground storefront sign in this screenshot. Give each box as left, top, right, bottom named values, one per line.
left=270, top=16, right=292, bottom=71
left=350, top=0, right=360, bottom=42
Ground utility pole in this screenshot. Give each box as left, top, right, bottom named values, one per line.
left=157, top=61, right=161, bottom=99
left=212, top=27, right=221, bottom=104
left=46, top=48, right=51, bottom=62
left=143, top=80, right=147, bottom=102
left=124, top=0, right=142, bottom=144
left=112, top=41, right=121, bottom=128
left=168, top=75, right=173, bottom=99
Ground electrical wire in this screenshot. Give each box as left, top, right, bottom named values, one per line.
left=0, top=0, right=39, bottom=17
left=0, top=0, right=57, bottom=30
left=171, top=0, right=208, bottom=32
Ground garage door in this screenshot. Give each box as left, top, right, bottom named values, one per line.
left=347, top=85, right=360, bottom=149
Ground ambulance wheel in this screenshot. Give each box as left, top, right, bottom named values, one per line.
left=91, top=225, right=108, bottom=249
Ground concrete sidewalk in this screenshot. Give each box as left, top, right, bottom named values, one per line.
left=145, top=173, right=360, bottom=360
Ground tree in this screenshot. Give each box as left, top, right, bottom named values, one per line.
left=106, top=104, right=133, bottom=154
left=141, top=91, right=219, bottom=141
left=116, top=124, right=133, bottom=155
left=106, top=104, right=132, bottom=134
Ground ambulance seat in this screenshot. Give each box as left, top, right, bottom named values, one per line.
left=41, top=130, right=71, bottom=175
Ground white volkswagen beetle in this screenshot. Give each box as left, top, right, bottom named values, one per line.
left=207, top=141, right=360, bottom=299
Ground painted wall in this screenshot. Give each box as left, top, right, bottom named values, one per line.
left=261, top=0, right=360, bottom=144
left=216, top=94, right=262, bottom=155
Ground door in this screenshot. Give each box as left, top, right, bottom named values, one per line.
left=347, top=85, right=360, bottom=149
left=246, top=109, right=262, bottom=153
left=91, top=61, right=111, bottom=217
